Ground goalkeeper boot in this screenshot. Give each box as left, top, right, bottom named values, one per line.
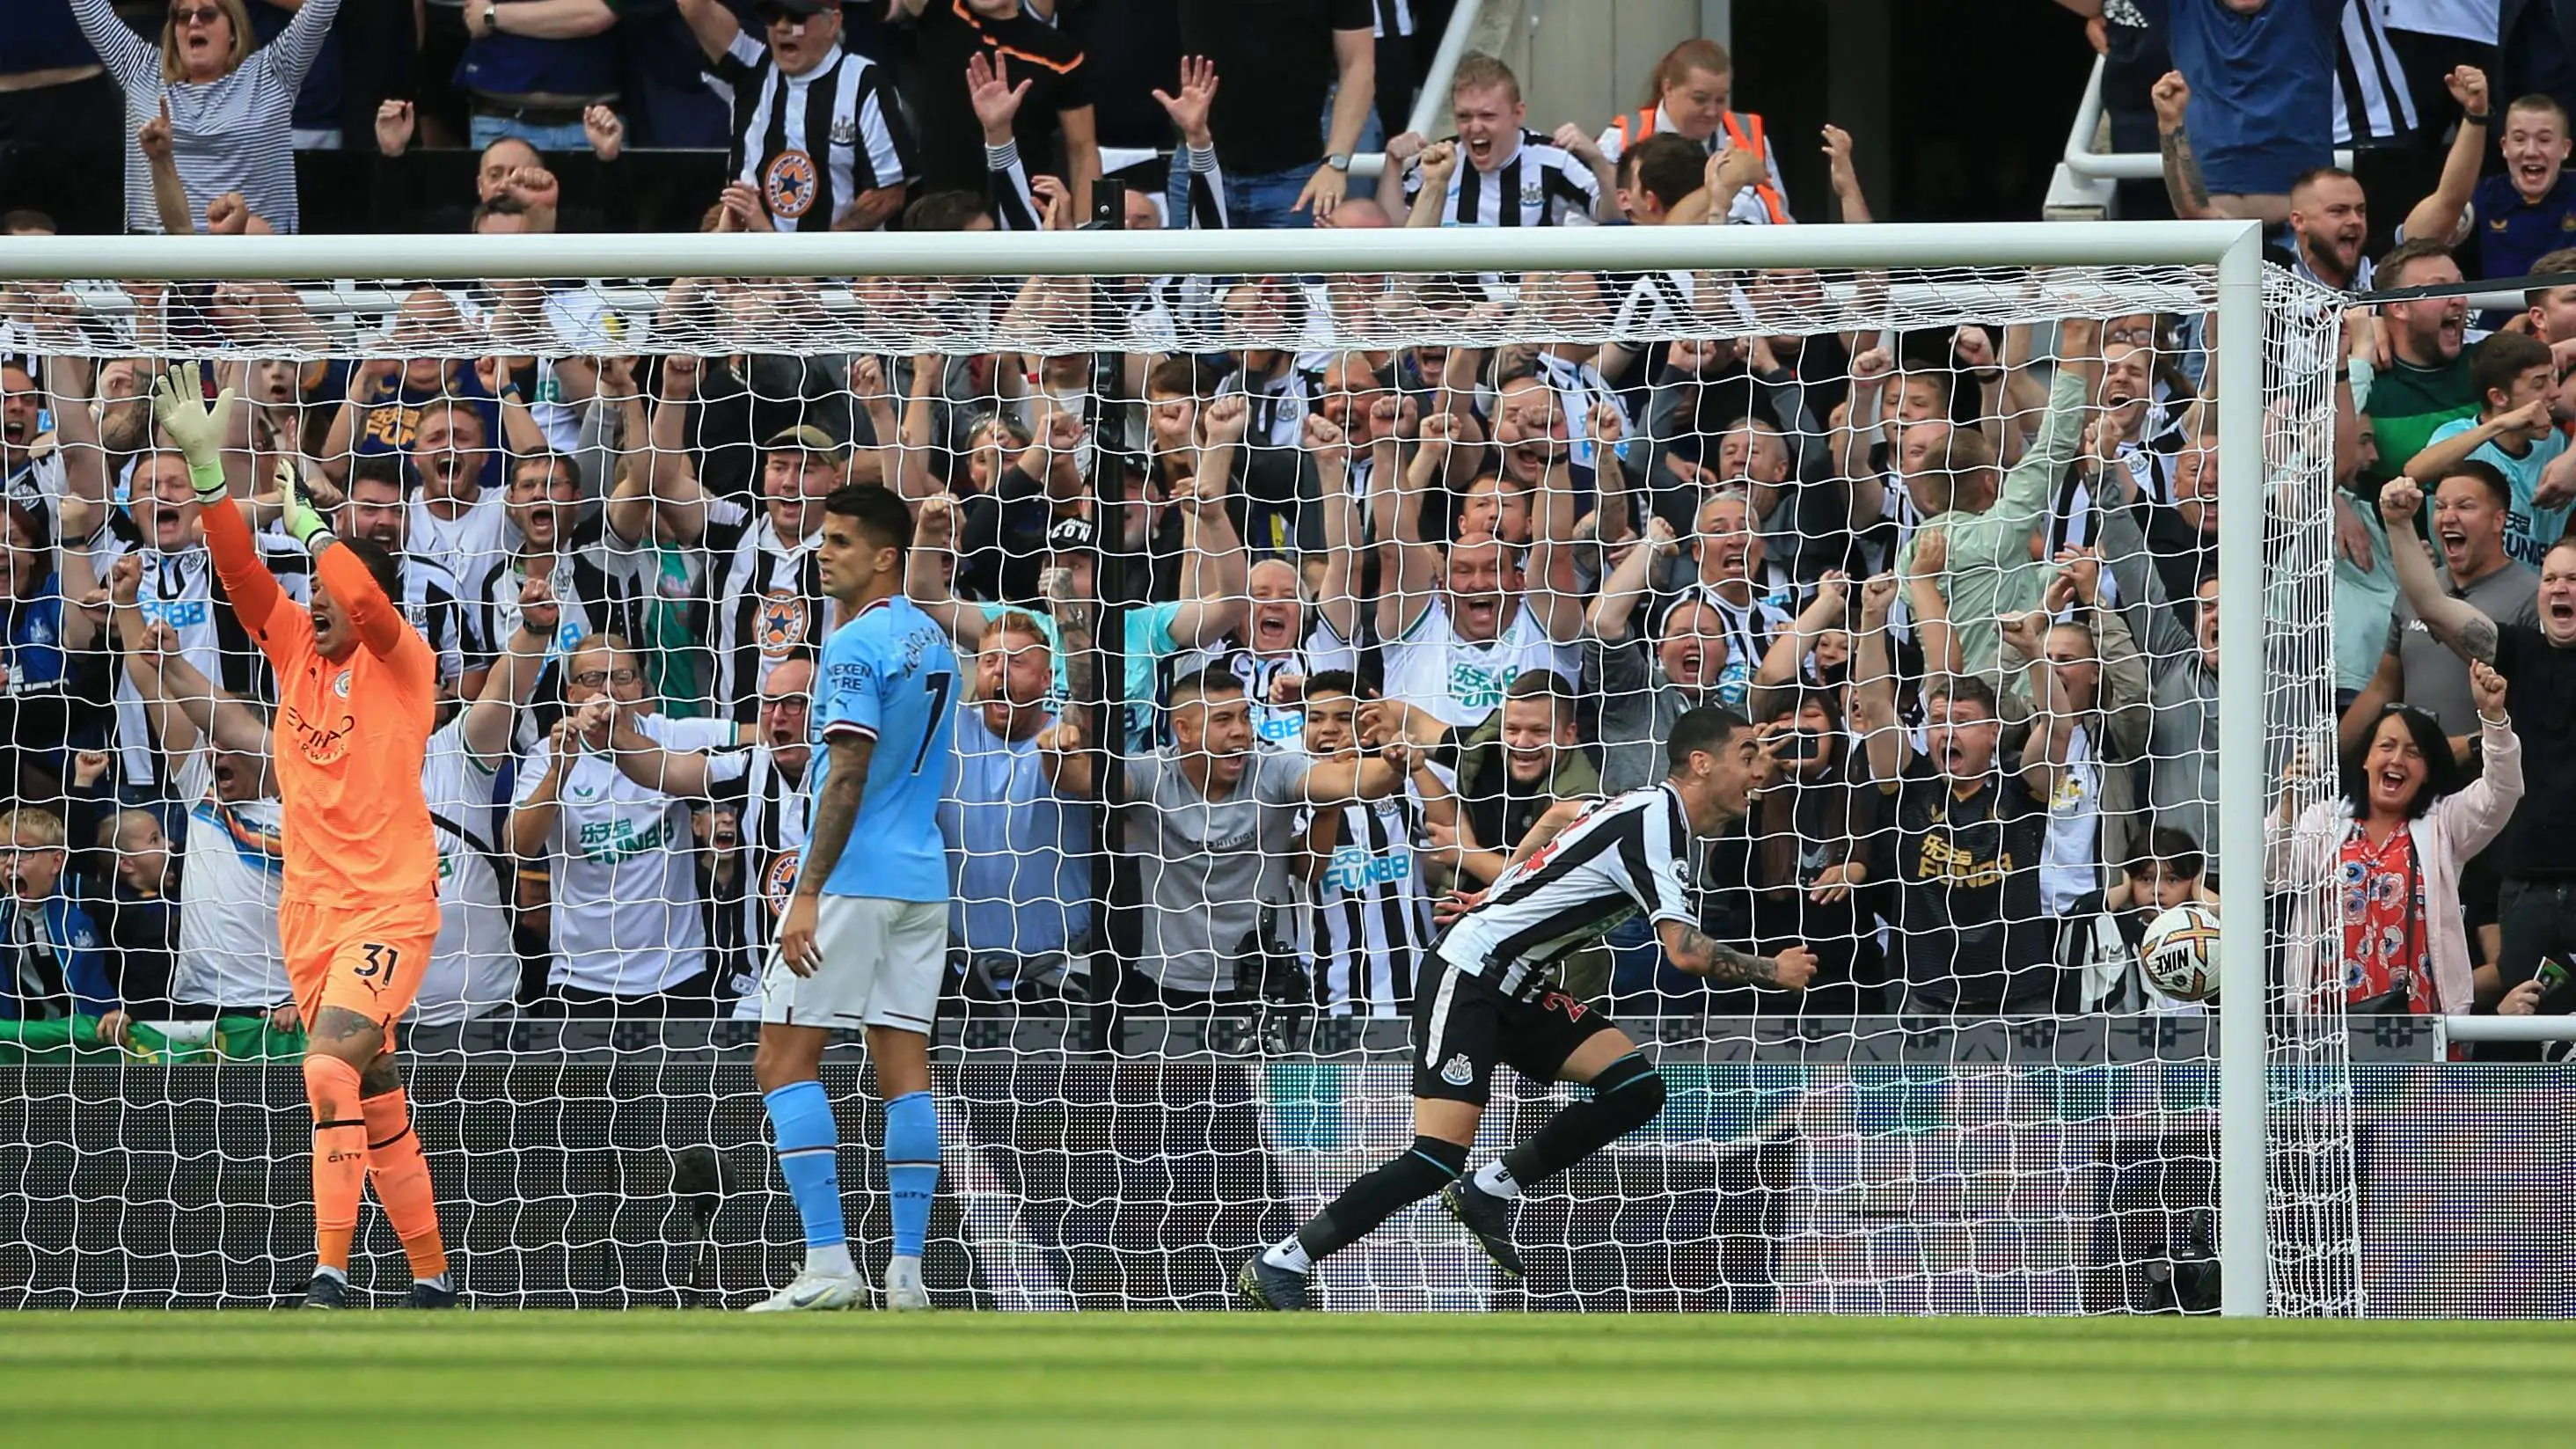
left=1234, top=1256, right=1315, bottom=1312
left=746, top=1270, right=868, bottom=1313
left=407, top=1276, right=458, bottom=1310
left=884, top=1255, right=931, bottom=1312
left=301, top=1272, right=349, bottom=1310
left=1440, top=1179, right=1525, bottom=1280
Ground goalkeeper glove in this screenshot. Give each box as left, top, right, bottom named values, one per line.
left=148, top=362, right=235, bottom=502
left=276, top=460, right=334, bottom=554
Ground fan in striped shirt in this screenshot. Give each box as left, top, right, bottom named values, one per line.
left=681, top=0, right=918, bottom=232
left=72, top=0, right=343, bottom=234
left=1292, top=674, right=1451, bottom=1018
left=1386, top=55, right=1601, bottom=230
left=1240, top=706, right=1819, bottom=1309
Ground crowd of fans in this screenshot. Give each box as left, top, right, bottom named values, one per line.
left=0, top=0, right=2572, bottom=1057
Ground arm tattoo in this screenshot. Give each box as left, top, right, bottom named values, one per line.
left=796, top=737, right=872, bottom=896
left=2160, top=129, right=2211, bottom=215
left=1675, top=926, right=1779, bottom=985
left=2457, top=613, right=2499, bottom=665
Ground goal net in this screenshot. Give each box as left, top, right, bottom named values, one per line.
left=0, top=233, right=2353, bottom=1314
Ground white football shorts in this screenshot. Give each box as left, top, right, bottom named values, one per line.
left=758, top=896, right=946, bottom=1032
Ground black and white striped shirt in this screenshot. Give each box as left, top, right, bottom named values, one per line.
left=1372, top=0, right=1416, bottom=38
left=708, top=34, right=916, bottom=231
left=1401, top=131, right=1600, bottom=228
left=2334, top=0, right=2417, bottom=148
left=72, top=0, right=343, bottom=234
left=392, top=555, right=477, bottom=686
left=708, top=742, right=810, bottom=1013
left=1433, top=783, right=1698, bottom=999
left=1298, top=787, right=1434, bottom=1017
left=704, top=498, right=825, bottom=724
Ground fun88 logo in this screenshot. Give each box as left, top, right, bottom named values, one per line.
left=1447, top=661, right=1516, bottom=714
left=141, top=598, right=209, bottom=630
left=1323, top=845, right=1410, bottom=894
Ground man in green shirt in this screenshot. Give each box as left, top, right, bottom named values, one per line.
left=2360, top=239, right=2478, bottom=494
left=1895, top=316, right=2100, bottom=685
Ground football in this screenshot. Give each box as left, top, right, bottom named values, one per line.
left=2139, top=899, right=2222, bottom=1002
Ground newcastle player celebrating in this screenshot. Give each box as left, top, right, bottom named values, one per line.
left=1239, top=706, right=1817, bottom=1309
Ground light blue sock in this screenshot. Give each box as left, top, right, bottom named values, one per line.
left=883, top=1091, right=940, bottom=1260
left=764, top=1080, right=845, bottom=1250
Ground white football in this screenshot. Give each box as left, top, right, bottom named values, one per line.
left=2139, top=899, right=2221, bottom=1002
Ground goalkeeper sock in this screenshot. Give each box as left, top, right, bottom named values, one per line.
left=1284, top=1135, right=1469, bottom=1266
left=764, top=1080, right=853, bottom=1277
left=884, top=1091, right=940, bottom=1262
left=304, top=1055, right=368, bottom=1275
left=360, top=1087, right=448, bottom=1282
left=1470, top=1160, right=1523, bottom=1201
left=1500, top=1054, right=1668, bottom=1189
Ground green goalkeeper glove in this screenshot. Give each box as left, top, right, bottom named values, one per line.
left=276, top=459, right=334, bottom=554
left=148, top=361, right=234, bottom=502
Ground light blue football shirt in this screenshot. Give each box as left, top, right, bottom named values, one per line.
left=812, top=594, right=958, bottom=903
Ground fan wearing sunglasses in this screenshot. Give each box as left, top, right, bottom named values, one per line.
left=70, top=0, right=344, bottom=235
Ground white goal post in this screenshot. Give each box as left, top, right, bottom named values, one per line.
left=0, top=220, right=2330, bottom=1317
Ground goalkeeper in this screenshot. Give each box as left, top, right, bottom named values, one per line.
left=153, top=365, right=453, bottom=1310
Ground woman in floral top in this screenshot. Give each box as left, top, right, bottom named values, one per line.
left=2281, top=661, right=2543, bottom=1019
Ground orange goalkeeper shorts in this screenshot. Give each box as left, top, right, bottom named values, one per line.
left=280, top=895, right=442, bottom=1035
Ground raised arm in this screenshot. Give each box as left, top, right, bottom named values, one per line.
left=1167, top=473, right=1248, bottom=650
left=1903, top=525, right=1961, bottom=682
left=1753, top=572, right=1850, bottom=715
left=1853, top=573, right=1909, bottom=785
left=1993, top=322, right=2099, bottom=525
left=2403, top=67, right=2490, bottom=248
left=260, top=0, right=346, bottom=89
left=2380, top=475, right=2499, bottom=662
left=903, top=494, right=989, bottom=654
left=674, top=0, right=742, bottom=64
left=2004, top=609, right=2074, bottom=798
left=66, top=0, right=157, bottom=89
left=139, top=100, right=195, bottom=237
left=1403, top=142, right=1458, bottom=229
left=55, top=497, right=107, bottom=655
left=46, top=354, right=108, bottom=511
left=143, top=621, right=274, bottom=757
left=460, top=577, right=558, bottom=765
left=1376, top=412, right=1453, bottom=640
left=2151, top=71, right=2219, bottom=222
left=1587, top=517, right=1675, bottom=645
left=1822, top=124, right=1872, bottom=223
left=153, top=366, right=290, bottom=637
left=1151, top=54, right=1230, bottom=228
left=1522, top=457, right=1588, bottom=646
left=1306, top=413, right=1365, bottom=648
left=646, top=354, right=710, bottom=545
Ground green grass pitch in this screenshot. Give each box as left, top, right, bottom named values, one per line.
left=4, top=1313, right=2566, bottom=1446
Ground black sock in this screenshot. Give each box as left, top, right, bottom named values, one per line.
left=1296, top=1135, right=1469, bottom=1262
left=1500, top=1054, right=1668, bottom=1189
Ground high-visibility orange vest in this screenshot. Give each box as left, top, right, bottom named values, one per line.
left=1608, top=104, right=1791, bottom=224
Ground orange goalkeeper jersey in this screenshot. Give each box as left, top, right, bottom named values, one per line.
left=202, top=499, right=438, bottom=909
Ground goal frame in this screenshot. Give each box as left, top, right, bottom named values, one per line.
left=0, top=217, right=2280, bottom=1317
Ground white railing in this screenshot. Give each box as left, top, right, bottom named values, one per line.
left=2432, top=1015, right=2576, bottom=1053
left=2045, top=55, right=2353, bottom=219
